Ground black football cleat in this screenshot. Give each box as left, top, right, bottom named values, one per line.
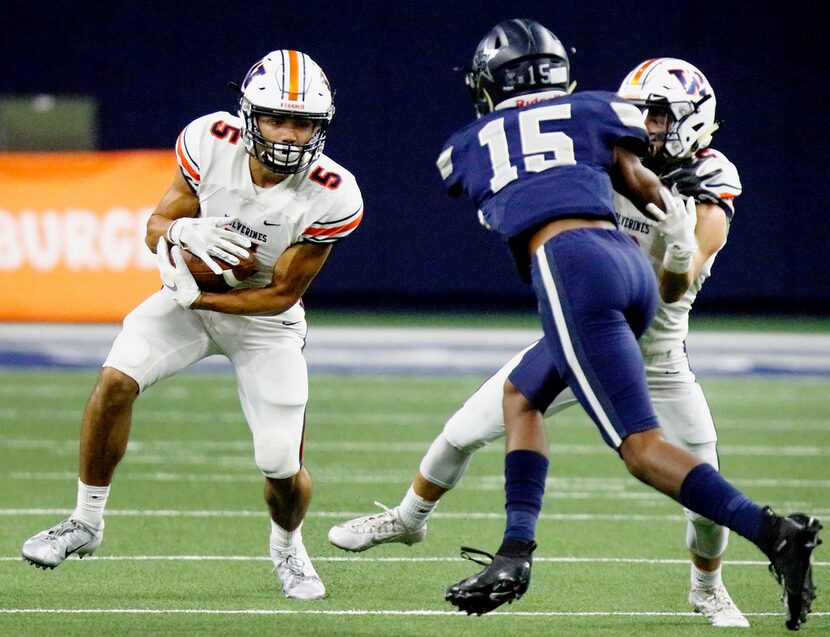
left=445, top=540, right=536, bottom=615
left=765, top=510, right=823, bottom=631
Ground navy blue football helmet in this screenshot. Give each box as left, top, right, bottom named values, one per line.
left=466, top=19, right=571, bottom=118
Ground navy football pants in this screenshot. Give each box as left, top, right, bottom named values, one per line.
left=508, top=228, right=660, bottom=449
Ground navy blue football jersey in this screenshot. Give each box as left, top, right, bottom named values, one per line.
left=436, top=91, right=649, bottom=241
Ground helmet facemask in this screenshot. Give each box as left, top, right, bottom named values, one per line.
left=637, top=100, right=676, bottom=159
left=240, top=96, right=332, bottom=174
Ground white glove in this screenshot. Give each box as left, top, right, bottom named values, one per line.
left=157, top=237, right=201, bottom=308
left=167, top=216, right=251, bottom=275
left=647, top=187, right=698, bottom=273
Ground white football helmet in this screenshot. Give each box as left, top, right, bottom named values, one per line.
left=239, top=50, right=334, bottom=174
left=618, top=58, right=718, bottom=160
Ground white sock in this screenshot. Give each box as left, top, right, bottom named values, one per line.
left=270, top=520, right=301, bottom=551
left=72, top=479, right=109, bottom=530
left=691, top=563, right=722, bottom=590
left=398, top=486, right=437, bottom=529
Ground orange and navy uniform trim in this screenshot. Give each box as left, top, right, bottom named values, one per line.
left=176, top=125, right=200, bottom=191
left=301, top=205, right=364, bottom=244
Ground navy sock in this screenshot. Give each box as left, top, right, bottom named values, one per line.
left=679, top=463, right=770, bottom=549
left=503, top=450, right=549, bottom=543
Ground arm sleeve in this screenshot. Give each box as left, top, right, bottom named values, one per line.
left=693, top=150, right=742, bottom=220
left=300, top=181, right=364, bottom=244
left=175, top=116, right=208, bottom=193
left=436, top=138, right=463, bottom=197
left=603, top=94, right=650, bottom=155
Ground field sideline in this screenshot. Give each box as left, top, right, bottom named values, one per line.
left=0, top=364, right=828, bottom=636
left=1, top=319, right=829, bottom=376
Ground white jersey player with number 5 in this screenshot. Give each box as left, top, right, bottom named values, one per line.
left=22, top=49, right=362, bottom=601
left=329, top=58, right=778, bottom=628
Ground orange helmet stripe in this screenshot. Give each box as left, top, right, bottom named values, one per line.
left=287, top=50, right=300, bottom=100
left=630, top=58, right=659, bottom=86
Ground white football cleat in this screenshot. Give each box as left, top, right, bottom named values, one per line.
left=271, top=540, right=326, bottom=600
left=689, top=584, right=750, bottom=627
left=22, top=518, right=103, bottom=569
left=328, top=502, right=427, bottom=552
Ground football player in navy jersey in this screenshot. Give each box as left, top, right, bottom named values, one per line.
left=425, top=19, right=818, bottom=629
left=330, top=57, right=753, bottom=626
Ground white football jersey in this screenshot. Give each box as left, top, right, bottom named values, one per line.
left=175, top=111, right=363, bottom=290
left=614, top=148, right=741, bottom=355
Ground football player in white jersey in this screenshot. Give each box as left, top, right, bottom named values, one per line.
left=330, top=59, right=752, bottom=625
left=22, top=50, right=363, bottom=601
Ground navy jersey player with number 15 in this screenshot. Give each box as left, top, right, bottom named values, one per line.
left=437, top=19, right=821, bottom=631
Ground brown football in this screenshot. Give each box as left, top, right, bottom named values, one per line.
left=176, top=245, right=258, bottom=293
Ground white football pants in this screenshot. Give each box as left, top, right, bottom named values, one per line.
left=104, top=289, right=309, bottom=479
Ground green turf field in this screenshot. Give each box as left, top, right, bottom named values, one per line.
left=309, top=310, right=830, bottom=332
left=1, top=370, right=828, bottom=636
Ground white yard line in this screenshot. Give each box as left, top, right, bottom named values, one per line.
left=0, top=608, right=825, bottom=618
left=3, top=554, right=829, bottom=566
left=2, top=508, right=688, bottom=520
left=2, top=436, right=828, bottom=456
left=8, top=471, right=830, bottom=493
left=6, top=508, right=830, bottom=520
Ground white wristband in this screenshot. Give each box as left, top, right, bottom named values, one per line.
left=662, top=245, right=694, bottom=274
left=166, top=219, right=183, bottom=246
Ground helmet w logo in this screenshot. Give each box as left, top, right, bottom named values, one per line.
left=668, top=69, right=709, bottom=97
left=242, top=62, right=266, bottom=90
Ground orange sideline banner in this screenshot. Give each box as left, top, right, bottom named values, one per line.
left=0, top=151, right=176, bottom=322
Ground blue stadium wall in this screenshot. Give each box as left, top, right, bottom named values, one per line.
left=3, top=1, right=827, bottom=314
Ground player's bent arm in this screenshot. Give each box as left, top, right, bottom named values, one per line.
left=145, top=170, right=201, bottom=252
left=658, top=202, right=728, bottom=303
left=191, top=242, right=333, bottom=316
left=611, top=147, right=665, bottom=220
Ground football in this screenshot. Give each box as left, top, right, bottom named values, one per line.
left=177, top=246, right=258, bottom=293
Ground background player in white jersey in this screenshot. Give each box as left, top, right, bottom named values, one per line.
left=329, top=21, right=820, bottom=630
left=22, top=50, right=363, bottom=601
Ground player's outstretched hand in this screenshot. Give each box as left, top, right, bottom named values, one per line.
left=167, top=216, right=252, bottom=275
left=157, top=237, right=201, bottom=308
left=661, top=166, right=722, bottom=202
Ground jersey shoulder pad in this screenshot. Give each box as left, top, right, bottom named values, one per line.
left=175, top=111, right=239, bottom=192
left=436, top=123, right=475, bottom=195
left=577, top=90, right=648, bottom=149
left=693, top=148, right=742, bottom=201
